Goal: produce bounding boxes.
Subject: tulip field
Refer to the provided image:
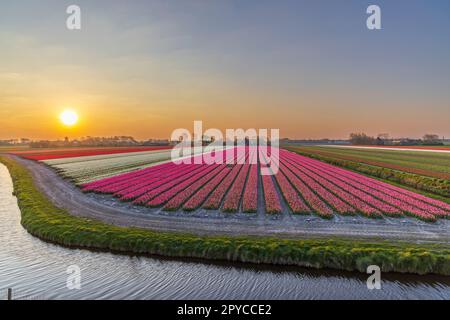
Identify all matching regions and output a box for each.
[17,146,206,184]
[74,147,450,222]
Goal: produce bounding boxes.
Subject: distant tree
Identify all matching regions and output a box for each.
[377,133,390,140]
[422,134,442,145]
[349,133,376,145]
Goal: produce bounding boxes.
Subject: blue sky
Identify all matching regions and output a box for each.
[1,0,449,139]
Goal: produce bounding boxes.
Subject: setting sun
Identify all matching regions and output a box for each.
[59,110,78,126]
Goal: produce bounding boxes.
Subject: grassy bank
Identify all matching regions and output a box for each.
[285,146,450,200]
[1,155,450,275]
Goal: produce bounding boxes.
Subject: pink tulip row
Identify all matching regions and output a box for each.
[339,173,449,218]
[284,156,381,217]
[273,164,311,214]
[298,154,450,218]
[282,151,444,221]
[286,151,449,221]
[146,165,219,207]
[96,162,193,195]
[222,165,251,212]
[202,165,243,210]
[261,174,282,214]
[78,145,447,220]
[242,164,259,213]
[283,155,399,217]
[201,151,249,210]
[298,159,435,221]
[281,159,356,216]
[162,165,225,211]
[181,150,244,211]
[282,152,399,218]
[118,164,206,202]
[183,166,234,211]
[132,165,213,205]
[81,161,175,191]
[279,163,334,218]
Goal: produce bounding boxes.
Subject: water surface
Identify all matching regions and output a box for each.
[0,164,449,300]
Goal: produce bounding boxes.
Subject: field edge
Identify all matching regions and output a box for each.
[1,155,450,276]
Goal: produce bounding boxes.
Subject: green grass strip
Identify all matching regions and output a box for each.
[1,155,450,275]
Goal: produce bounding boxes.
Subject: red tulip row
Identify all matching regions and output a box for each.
[15,146,171,161]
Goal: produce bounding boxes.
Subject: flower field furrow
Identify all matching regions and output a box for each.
[93,163,193,195]
[44,146,447,221]
[261,175,282,214]
[302,157,447,215]
[302,156,450,216]
[110,164,196,197]
[116,165,204,201]
[222,165,251,212]
[280,158,356,215]
[273,166,311,214]
[201,150,249,210]
[81,161,175,191]
[286,152,441,221]
[53,150,175,184]
[163,165,225,211]
[80,147,209,190]
[301,160,436,220]
[132,165,211,205]
[286,152,384,218]
[202,165,243,210]
[284,157,381,217]
[242,164,259,213]
[290,159,399,217]
[80,163,167,191]
[280,164,334,218]
[147,165,219,207]
[182,167,233,211]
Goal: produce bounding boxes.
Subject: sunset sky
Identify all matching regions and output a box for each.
[1,0,450,140]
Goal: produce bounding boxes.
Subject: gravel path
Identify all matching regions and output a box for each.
[10,155,450,244]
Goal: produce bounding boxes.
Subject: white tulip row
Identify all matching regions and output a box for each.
[43,147,206,185]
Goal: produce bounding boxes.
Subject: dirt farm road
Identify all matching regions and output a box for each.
[10,155,450,244]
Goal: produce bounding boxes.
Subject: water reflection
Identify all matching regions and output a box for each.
[0,164,449,300]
